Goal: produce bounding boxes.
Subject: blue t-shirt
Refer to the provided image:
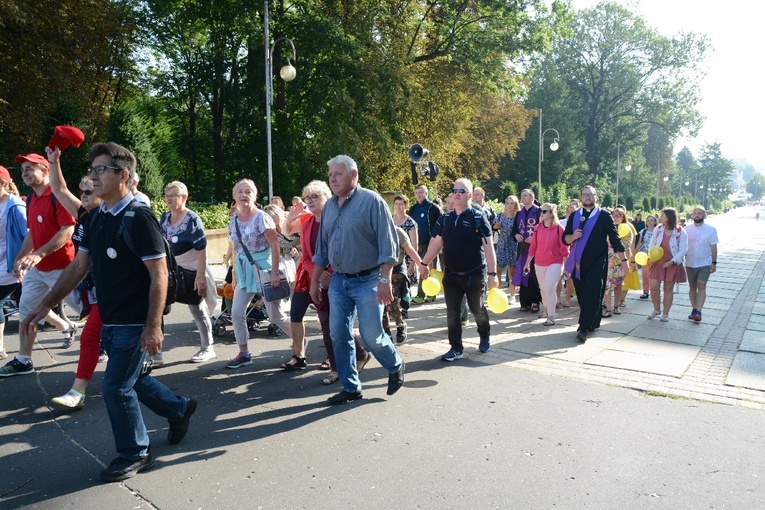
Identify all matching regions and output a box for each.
[160,210,207,256]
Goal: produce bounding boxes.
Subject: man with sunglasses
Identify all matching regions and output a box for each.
[419,179,498,361]
[0,153,78,377]
[20,142,195,482]
[563,186,627,342]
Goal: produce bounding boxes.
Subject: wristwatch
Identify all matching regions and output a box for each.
[488,272,497,276]
[712,261,717,265]
[379,277,390,284]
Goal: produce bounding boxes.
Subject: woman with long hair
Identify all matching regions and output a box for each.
[225,180,292,369]
[647,208,688,322]
[522,203,569,325]
[607,206,635,315]
[494,195,519,303]
[634,214,658,299]
[283,181,370,382]
[160,181,218,363]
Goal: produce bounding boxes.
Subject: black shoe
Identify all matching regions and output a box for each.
[396,325,407,343]
[576,329,587,343]
[327,390,363,405]
[168,397,197,445]
[100,448,155,482]
[387,360,405,396]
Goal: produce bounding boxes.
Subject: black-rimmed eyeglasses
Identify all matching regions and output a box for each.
[87,164,120,175]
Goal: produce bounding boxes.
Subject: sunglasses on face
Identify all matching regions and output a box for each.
[80,189,93,196]
[303,194,320,203]
[540,209,550,214]
[452,188,468,194]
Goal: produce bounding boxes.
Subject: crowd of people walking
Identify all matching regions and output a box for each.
[0,140,720,482]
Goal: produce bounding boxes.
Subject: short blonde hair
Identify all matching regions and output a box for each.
[302,180,331,200]
[165,180,188,197]
[232,179,257,199]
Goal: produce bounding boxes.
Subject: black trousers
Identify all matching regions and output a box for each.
[443,269,490,352]
[572,260,607,331]
[519,259,542,307]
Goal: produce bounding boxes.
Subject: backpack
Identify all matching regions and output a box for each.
[89,199,179,312]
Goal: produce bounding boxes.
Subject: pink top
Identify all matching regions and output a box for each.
[528,223,569,266]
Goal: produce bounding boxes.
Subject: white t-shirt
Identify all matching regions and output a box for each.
[684,222,718,268]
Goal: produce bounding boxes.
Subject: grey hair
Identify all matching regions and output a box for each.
[326,155,358,173]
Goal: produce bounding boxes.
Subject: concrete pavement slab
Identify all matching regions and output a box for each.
[585,336,701,377]
[726,351,765,391]
[739,330,765,353]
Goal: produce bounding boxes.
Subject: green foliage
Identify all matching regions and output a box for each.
[152,202,232,229]
[625,196,634,211]
[499,180,519,199]
[601,193,612,208]
[642,197,650,211]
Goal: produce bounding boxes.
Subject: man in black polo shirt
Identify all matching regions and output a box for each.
[21,142,196,482]
[418,178,498,361]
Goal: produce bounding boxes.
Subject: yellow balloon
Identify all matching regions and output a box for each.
[634,251,649,266]
[618,223,630,238]
[486,288,509,314]
[422,277,441,296]
[649,246,664,262]
[430,268,444,283]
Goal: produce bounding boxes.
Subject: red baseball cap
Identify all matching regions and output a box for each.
[14,153,50,170]
[0,166,11,182]
[48,125,85,151]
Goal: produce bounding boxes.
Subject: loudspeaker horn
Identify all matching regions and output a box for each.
[408,143,429,162]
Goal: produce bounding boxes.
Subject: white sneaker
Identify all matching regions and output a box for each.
[190,348,216,363]
[508,296,516,306]
[98,353,109,363]
[0,349,7,359]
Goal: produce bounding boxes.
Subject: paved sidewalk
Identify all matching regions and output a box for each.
[404,205,765,409]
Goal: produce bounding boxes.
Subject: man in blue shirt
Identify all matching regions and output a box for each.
[311,155,405,404]
[408,184,441,303]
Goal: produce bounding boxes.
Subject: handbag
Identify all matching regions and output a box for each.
[518,241,530,255]
[174,266,203,305]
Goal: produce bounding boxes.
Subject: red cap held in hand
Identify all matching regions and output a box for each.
[48,125,85,151]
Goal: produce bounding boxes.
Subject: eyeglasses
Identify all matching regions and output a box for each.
[540,209,550,214]
[452,188,468,194]
[581,193,594,197]
[80,189,93,196]
[87,164,120,175]
[303,194,320,203]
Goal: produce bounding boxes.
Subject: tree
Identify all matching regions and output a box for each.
[508,1,708,202]
[746,173,765,200]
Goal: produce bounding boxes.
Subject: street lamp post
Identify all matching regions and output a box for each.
[538,109,560,201]
[615,141,631,207]
[265,1,297,202]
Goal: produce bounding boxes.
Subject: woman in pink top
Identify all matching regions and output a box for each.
[523,203,570,326]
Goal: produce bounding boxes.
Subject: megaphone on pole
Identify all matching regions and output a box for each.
[408,143,429,162]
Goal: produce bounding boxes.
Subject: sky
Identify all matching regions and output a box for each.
[571,0,764,172]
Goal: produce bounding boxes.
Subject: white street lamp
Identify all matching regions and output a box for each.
[538,109,560,200]
[265,1,297,202]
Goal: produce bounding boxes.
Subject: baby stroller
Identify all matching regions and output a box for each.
[213,268,279,337]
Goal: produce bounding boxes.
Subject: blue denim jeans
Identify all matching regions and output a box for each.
[329,271,402,393]
[101,325,187,459]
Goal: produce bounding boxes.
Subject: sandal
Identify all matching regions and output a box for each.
[530,304,540,314]
[619,301,626,307]
[647,310,661,320]
[321,371,339,385]
[543,318,555,326]
[613,306,621,315]
[281,354,307,371]
[602,310,613,318]
[319,358,331,371]
[563,303,571,308]
[519,306,530,312]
